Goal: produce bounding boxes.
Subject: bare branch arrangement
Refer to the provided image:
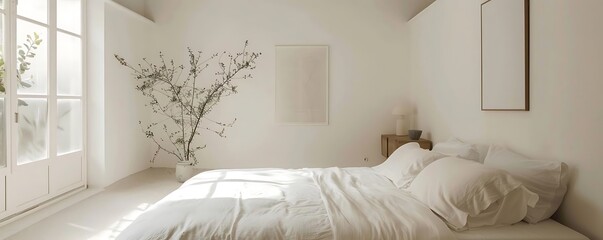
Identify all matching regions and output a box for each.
[114,41,261,166]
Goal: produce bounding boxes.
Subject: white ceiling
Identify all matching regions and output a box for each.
[401,0,436,20]
[112,0,148,17]
[114,0,436,22]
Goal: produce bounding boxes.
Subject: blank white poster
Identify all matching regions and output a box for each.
[275,46,329,124]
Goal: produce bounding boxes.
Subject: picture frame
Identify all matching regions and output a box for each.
[481,0,530,111]
[275,45,329,125]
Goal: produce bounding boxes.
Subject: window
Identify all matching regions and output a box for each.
[10,0,84,164]
[0,0,85,215]
[0,0,7,170]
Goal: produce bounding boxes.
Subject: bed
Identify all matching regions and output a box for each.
[454,220,588,240]
[117,167,587,240]
[118,167,454,239]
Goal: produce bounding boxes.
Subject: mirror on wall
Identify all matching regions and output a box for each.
[481,0,529,111]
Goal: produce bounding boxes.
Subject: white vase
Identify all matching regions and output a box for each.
[175,162,195,183]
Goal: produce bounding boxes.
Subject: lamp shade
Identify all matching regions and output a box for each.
[391,106,406,116]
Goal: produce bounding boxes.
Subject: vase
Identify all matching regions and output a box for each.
[408,130,423,140]
[175,162,195,183]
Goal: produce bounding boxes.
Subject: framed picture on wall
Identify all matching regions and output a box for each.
[275,45,329,125]
[481,0,530,111]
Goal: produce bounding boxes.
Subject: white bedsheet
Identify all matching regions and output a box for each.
[117,167,455,240]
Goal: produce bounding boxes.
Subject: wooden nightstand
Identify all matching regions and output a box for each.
[381,134,433,157]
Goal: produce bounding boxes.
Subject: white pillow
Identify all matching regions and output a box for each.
[484,146,569,223]
[475,144,490,163]
[466,187,537,229]
[373,143,445,189]
[409,157,539,230]
[432,138,481,162]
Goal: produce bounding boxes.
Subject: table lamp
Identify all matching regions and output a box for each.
[392,106,407,136]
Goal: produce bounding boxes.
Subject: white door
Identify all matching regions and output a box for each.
[51,0,85,195]
[0,0,8,214]
[7,0,52,209]
[1,0,85,216]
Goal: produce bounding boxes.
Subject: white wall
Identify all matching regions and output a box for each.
[400,0,436,21]
[409,1,603,239]
[144,0,410,169]
[86,0,107,188]
[111,0,147,19]
[87,1,155,187]
[103,2,156,185]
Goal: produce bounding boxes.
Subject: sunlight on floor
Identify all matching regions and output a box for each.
[4,168,181,240]
[89,203,151,240]
[67,223,96,232]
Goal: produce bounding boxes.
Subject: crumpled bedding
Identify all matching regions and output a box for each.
[117,167,455,240]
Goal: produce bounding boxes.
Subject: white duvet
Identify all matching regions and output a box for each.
[117,167,455,240]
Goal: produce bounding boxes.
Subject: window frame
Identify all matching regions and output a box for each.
[3,0,86,178]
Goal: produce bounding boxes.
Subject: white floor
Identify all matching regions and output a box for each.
[5,168,182,240]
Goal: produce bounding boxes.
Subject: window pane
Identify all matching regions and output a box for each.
[16,19,48,95]
[17,0,47,24]
[0,14,5,95]
[57,99,82,155]
[57,33,81,96]
[0,14,5,169]
[57,0,81,35]
[0,97,5,169]
[17,98,48,165]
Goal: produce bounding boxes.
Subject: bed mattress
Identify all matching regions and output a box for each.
[454,219,589,240]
